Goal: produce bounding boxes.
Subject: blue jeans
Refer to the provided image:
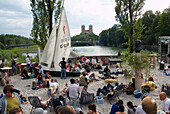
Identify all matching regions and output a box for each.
[12,65,15,74]
[97,86,111,96]
[61,68,66,79]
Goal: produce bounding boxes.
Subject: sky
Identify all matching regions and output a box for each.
[0,0,169,38]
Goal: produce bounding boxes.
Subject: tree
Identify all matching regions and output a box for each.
[30,0,62,49]
[157,8,170,36]
[99,30,108,46]
[115,0,145,53]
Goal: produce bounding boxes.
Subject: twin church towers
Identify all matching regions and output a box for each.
[81,25,93,34]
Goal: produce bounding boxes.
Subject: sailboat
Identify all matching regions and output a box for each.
[39,6,80,77]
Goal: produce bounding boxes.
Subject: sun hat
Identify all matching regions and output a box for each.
[33,108,48,114]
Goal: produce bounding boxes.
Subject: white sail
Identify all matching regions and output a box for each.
[53,8,71,71]
[39,20,58,70]
[40,7,71,71]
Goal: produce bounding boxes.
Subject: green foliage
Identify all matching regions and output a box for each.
[99,24,126,46]
[115,0,145,53]
[72,33,99,41]
[30,0,62,49]
[0,34,33,49]
[122,50,150,77]
[99,30,108,46]
[140,8,170,46]
[17,53,39,63]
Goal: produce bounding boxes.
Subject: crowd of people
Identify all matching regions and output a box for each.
[0,55,170,114]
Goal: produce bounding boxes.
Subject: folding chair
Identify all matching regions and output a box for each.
[107,83,125,104]
[28,96,49,114]
[79,93,95,109]
[108,89,124,104]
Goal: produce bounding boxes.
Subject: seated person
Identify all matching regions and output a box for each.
[49,79,59,96]
[92,57,97,65]
[80,85,89,98]
[148,76,154,82]
[44,72,51,87]
[103,66,111,77]
[66,63,73,72]
[37,73,44,84]
[165,65,170,75]
[86,57,90,64]
[0,69,8,86]
[126,77,135,93]
[38,65,45,77]
[74,79,79,85]
[21,67,30,79]
[95,64,102,70]
[76,59,81,68]
[73,64,80,72]
[114,65,123,75]
[38,97,51,106]
[79,72,89,86]
[96,85,114,99]
[67,79,79,99]
[96,83,124,99]
[85,65,91,73]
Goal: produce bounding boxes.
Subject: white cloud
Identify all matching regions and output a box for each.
[0,0,169,37]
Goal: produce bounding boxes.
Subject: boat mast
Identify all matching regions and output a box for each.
[52,0,65,68]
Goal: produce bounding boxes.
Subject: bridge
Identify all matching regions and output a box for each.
[71,41,100,46]
[5,43,36,49]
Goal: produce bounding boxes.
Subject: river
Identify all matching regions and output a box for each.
[72,46,123,56]
[22,46,124,58]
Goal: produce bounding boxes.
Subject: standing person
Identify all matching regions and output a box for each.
[0,85,22,114]
[159,92,170,114]
[59,57,67,79]
[11,58,16,75]
[26,55,30,72]
[30,61,35,75]
[110,100,124,114]
[1,58,5,68]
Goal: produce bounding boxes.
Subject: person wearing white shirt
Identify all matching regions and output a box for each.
[67,79,79,99]
[86,57,90,64]
[92,57,97,65]
[135,105,146,114]
[49,79,59,96]
[26,55,30,72]
[159,92,170,114]
[74,64,80,72]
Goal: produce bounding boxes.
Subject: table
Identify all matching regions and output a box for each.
[1,67,12,81]
[17,63,27,73]
[109,59,123,67]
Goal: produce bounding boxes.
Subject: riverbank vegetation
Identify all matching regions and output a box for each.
[0,34,33,49]
[99,7,170,48]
